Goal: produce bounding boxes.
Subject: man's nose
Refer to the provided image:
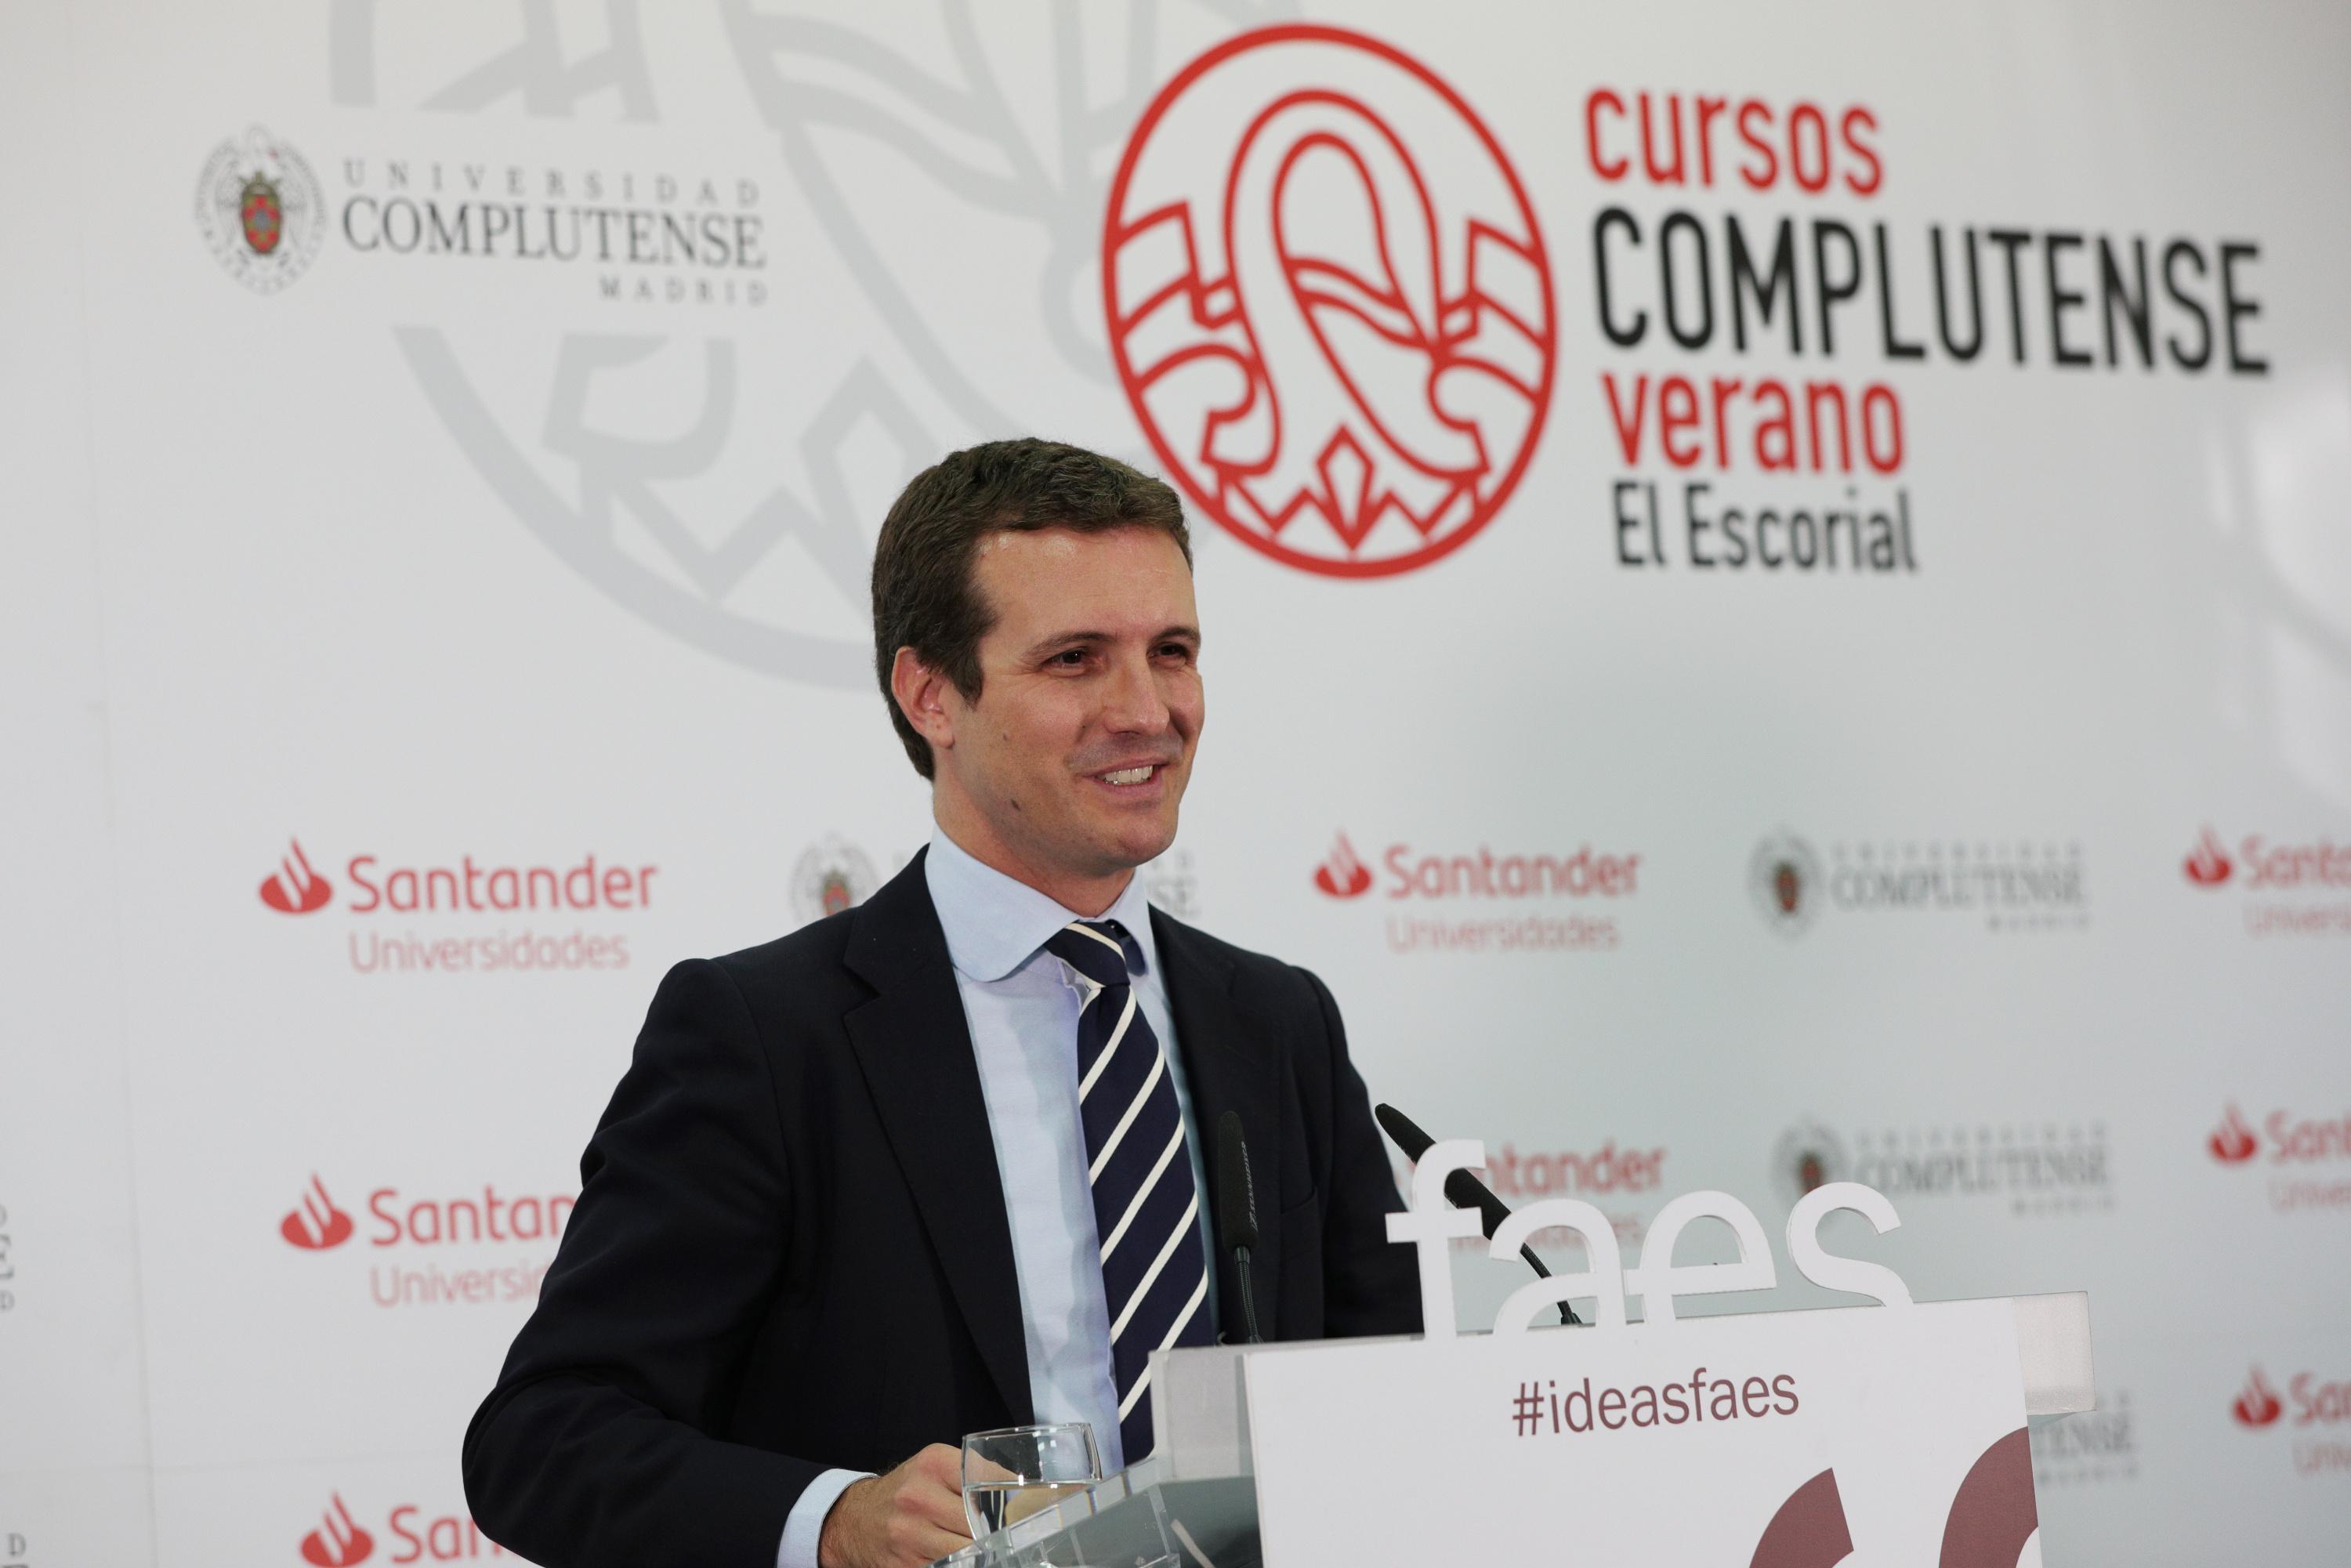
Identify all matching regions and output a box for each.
[1100,650,1172,734]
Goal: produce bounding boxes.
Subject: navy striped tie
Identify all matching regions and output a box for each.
[1044,918,1212,1465]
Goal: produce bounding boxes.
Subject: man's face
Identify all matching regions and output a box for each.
[937,525,1203,885]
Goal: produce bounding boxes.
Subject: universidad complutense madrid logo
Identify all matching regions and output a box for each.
[1749,833,1822,936]
[1773,1117,2110,1219]
[1748,832,2087,936]
[194,126,324,292]
[789,835,878,925]
[1771,1119,1847,1204]
[1103,25,1556,578]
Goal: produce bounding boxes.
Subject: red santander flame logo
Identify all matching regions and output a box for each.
[2209,1104,2259,1164]
[1313,832,1375,898]
[281,1174,356,1250]
[2233,1366,2284,1428]
[2183,827,2233,888]
[300,1493,374,1566]
[260,837,334,914]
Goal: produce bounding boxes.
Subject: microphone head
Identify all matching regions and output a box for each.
[1373,1102,1434,1161]
[1215,1110,1259,1250]
[1444,1168,1515,1238]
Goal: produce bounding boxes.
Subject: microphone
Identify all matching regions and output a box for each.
[1215,1110,1264,1345]
[1374,1102,1582,1327]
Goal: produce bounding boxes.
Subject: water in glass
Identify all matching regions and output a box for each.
[958,1422,1101,1542]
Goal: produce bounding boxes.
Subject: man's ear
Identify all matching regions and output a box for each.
[889,646,958,758]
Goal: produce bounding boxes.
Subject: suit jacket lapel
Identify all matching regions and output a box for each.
[842,849,1032,1423]
[1152,908,1284,1340]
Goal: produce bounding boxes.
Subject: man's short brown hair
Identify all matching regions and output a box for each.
[871,438,1191,779]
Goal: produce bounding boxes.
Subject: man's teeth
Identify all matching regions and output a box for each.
[1102,766,1154,785]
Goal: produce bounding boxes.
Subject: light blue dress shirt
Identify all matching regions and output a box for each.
[777,831,1218,1568]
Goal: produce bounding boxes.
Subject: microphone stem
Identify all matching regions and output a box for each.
[1510,1240,1581,1326]
[1233,1245,1262,1345]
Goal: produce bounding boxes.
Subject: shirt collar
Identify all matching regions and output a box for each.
[925,828,1161,985]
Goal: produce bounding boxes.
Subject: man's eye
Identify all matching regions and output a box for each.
[1050,649,1087,666]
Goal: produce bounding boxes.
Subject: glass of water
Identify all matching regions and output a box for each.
[959,1422,1101,1540]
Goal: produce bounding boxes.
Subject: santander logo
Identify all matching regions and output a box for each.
[261,838,335,914]
[1314,833,1375,898]
[280,1171,574,1311]
[2206,1104,2351,1166]
[282,1175,357,1250]
[252,836,662,975]
[2233,1367,2284,1428]
[2183,826,2351,891]
[2183,827,2233,887]
[299,1493,374,1566]
[298,1494,510,1564]
[2230,1365,2351,1434]
[280,1173,576,1252]
[256,838,657,916]
[1310,834,1643,900]
[2209,1104,2259,1164]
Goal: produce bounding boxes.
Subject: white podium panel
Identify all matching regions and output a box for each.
[929,1293,2092,1567]
[1155,1291,2092,1484]
[1244,1299,2031,1568]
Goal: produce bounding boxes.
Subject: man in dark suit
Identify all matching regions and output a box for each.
[464,439,1420,1568]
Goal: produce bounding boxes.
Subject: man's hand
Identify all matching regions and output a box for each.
[818,1443,970,1568]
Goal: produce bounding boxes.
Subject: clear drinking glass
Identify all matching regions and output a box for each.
[958,1421,1102,1540]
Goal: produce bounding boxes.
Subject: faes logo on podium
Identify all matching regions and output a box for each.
[1243,1146,2052,1567]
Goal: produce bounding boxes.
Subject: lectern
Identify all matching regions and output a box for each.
[927,1291,2094,1567]
[922,1288,2097,1568]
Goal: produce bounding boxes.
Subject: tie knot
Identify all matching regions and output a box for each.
[1045,919,1133,990]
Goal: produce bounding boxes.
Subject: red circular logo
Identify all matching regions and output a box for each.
[1103,26,1556,578]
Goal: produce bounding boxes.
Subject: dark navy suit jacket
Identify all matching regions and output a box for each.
[463,849,1420,1568]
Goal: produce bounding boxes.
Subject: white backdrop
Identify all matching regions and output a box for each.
[3,2,2347,1565]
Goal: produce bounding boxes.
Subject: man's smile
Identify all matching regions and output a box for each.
[1085,759,1174,796]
